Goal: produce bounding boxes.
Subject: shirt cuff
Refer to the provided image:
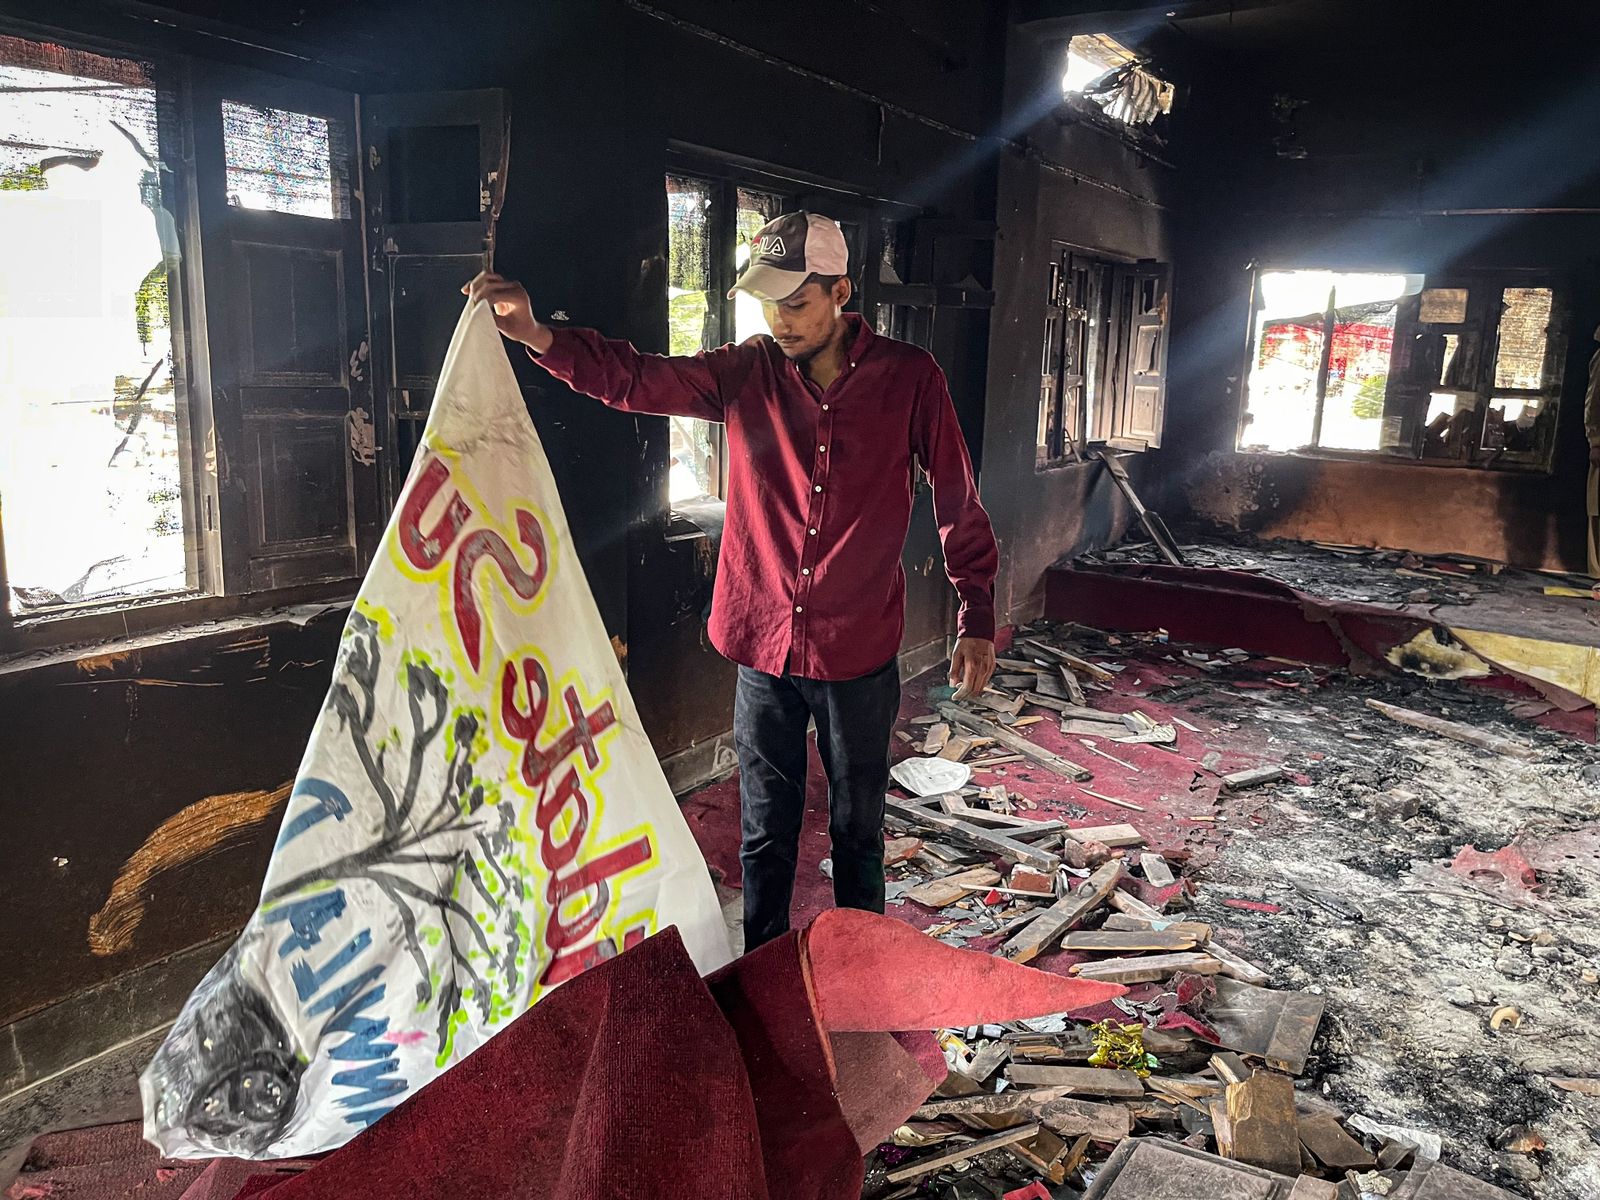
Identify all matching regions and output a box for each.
[527,328,578,379]
[956,603,996,642]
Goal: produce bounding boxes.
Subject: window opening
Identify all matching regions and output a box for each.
[0,37,196,613]
[1243,270,1411,454]
[222,100,341,219]
[1062,34,1173,127]
[733,187,785,345]
[1242,269,1565,470]
[1493,287,1552,390]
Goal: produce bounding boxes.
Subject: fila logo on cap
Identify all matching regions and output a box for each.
[728,211,852,301]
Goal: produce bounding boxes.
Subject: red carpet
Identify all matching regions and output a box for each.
[163,909,1124,1200]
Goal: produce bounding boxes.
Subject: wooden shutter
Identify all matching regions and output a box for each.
[1109,261,1170,449]
[362,89,509,503]
[192,66,377,591]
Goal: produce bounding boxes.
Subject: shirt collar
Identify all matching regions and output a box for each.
[841,312,874,361]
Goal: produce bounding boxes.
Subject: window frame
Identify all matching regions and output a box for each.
[1037,242,1170,470]
[1237,265,1569,473]
[0,32,228,652]
[0,23,509,657]
[663,166,779,504]
[0,26,462,656]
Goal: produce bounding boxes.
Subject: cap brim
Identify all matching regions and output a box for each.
[727,263,810,302]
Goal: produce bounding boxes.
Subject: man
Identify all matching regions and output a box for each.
[1587,324,1600,577]
[466,211,998,949]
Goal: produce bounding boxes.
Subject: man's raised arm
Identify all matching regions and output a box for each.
[465,272,730,422]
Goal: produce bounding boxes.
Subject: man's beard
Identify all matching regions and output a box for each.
[783,340,823,364]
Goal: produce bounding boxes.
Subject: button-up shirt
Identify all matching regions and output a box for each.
[532,314,997,681]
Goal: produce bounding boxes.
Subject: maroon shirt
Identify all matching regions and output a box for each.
[533,314,998,681]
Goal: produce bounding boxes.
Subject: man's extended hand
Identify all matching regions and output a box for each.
[462,272,553,353]
[950,637,996,702]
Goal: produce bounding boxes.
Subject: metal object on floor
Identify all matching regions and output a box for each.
[1093,450,1185,568]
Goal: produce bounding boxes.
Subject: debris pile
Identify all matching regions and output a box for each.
[861,621,1587,1200]
[1081,535,1600,611]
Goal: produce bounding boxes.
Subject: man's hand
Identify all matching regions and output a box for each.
[949,637,996,702]
[462,272,553,353]
[1589,442,1600,467]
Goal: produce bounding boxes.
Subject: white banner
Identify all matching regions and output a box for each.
[142,302,732,1158]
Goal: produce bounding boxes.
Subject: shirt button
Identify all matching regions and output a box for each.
[802,568,811,576]
[795,605,804,613]
[814,485,822,492]
[818,445,826,453]
[808,528,817,536]
[822,404,830,411]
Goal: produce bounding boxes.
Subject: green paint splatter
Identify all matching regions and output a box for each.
[435,1009,469,1068]
[354,599,395,640]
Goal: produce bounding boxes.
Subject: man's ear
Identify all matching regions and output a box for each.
[833,276,853,312]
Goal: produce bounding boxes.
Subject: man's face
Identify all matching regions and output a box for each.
[762,279,850,362]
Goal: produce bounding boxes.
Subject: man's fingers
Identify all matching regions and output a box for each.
[463,274,523,306]
[961,656,982,701]
[950,650,969,699]
[472,283,523,305]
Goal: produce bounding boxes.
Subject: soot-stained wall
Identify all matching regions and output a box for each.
[1165,3,1600,570]
[980,22,1175,627]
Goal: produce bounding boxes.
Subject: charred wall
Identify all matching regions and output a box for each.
[1166,2,1600,570]
[979,21,1175,627]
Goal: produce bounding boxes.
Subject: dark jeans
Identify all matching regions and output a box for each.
[734,656,902,950]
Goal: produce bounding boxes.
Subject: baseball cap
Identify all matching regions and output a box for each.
[728,212,850,302]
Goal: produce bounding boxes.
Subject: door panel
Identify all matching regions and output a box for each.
[362,89,509,495]
[193,66,375,589]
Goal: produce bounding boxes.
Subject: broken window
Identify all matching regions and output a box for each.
[1062,34,1174,128]
[664,174,800,503]
[661,164,914,505]
[1492,287,1553,390]
[0,36,199,614]
[1039,248,1169,467]
[1241,270,1566,470]
[221,100,343,219]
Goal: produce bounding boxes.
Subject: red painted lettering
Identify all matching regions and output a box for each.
[396,455,472,570]
[500,656,551,744]
[519,689,618,789]
[453,511,550,672]
[535,768,590,873]
[545,879,609,951]
[540,923,648,988]
[545,835,654,908]
[540,836,654,955]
